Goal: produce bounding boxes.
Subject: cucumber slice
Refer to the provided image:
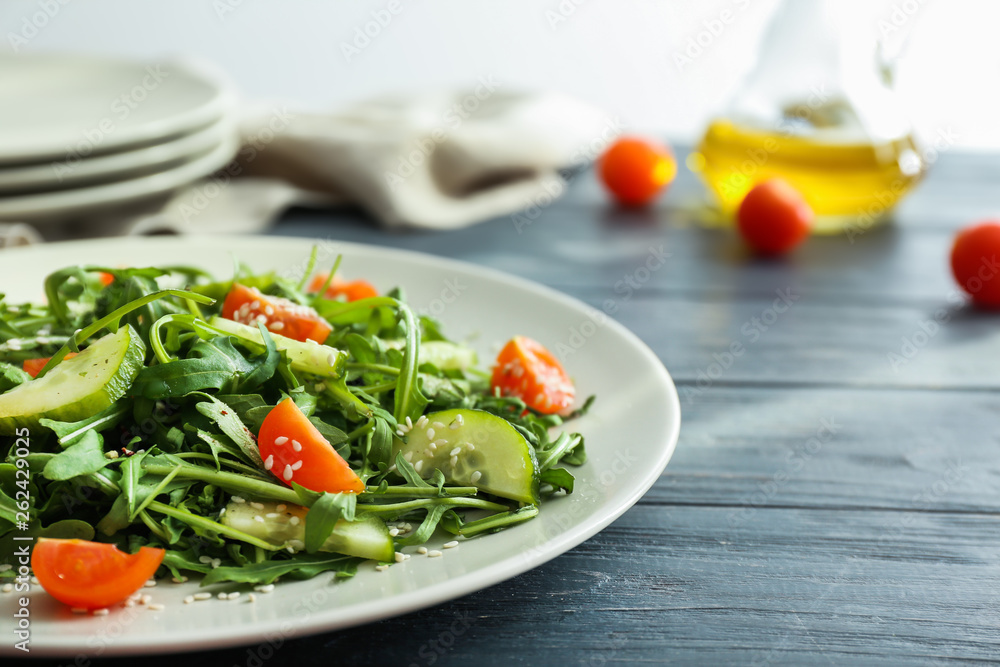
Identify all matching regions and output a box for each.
[383,340,478,371]
[221,500,394,562]
[208,316,347,379]
[0,326,145,435]
[393,409,539,505]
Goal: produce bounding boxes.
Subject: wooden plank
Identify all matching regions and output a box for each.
[82,505,1000,666]
[648,386,998,513]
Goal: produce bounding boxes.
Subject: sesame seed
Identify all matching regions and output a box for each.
[31,576,39,585]
[211,558,221,569]
[432,421,445,428]
[274,436,288,446]
[417,547,428,554]
[289,539,305,550]
[266,512,280,519]
[254,516,265,523]
[218,507,226,518]
[443,541,459,549]
[314,382,325,391]
[403,523,413,531]
[254,584,275,593]
[7,339,22,351]
[144,579,156,587]
[264,455,274,470]
[248,594,257,603]
[389,528,399,537]
[198,555,213,564]
[456,415,464,425]
[172,576,188,583]
[0,564,10,572]
[405,416,413,428]
[228,592,241,600]
[264,305,274,316]
[270,321,285,331]
[428,442,437,451]
[470,471,482,483]
[415,460,424,473]
[426,428,436,439]
[283,464,294,481]
[289,516,301,526]
[450,456,458,467]
[423,449,434,458]
[148,604,165,611]
[404,451,413,462]
[396,429,406,438]
[291,460,303,471]
[449,421,460,430]
[416,416,429,428]
[433,439,448,447]
[387,464,397,473]
[250,300,261,311]
[71,607,88,614]
[1,584,13,593]
[449,447,461,457]
[250,502,265,510]
[218,592,228,600]
[93,608,110,616]
[140,595,153,605]
[184,596,194,604]
[193,592,212,601]
[394,552,406,563]
[277,504,287,511]
[375,565,389,572]
[233,496,246,503]
[467,444,475,451]
[124,599,135,607]
[291,440,302,452]
[327,353,337,366]
[428,550,443,558]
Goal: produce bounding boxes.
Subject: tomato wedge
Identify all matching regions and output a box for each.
[491,336,575,414]
[23,352,78,378]
[258,398,364,493]
[31,538,164,610]
[97,272,115,287]
[221,283,332,344]
[308,273,378,302]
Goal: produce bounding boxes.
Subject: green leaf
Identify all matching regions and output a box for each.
[394,451,431,488]
[42,430,109,481]
[539,467,575,494]
[0,362,30,392]
[304,492,356,553]
[39,400,130,448]
[132,336,257,398]
[200,553,357,586]
[193,394,264,468]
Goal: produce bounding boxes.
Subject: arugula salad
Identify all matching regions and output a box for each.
[0,250,589,610]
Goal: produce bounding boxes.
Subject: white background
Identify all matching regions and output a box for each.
[2,0,997,149]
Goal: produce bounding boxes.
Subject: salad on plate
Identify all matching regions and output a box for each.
[0,249,590,612]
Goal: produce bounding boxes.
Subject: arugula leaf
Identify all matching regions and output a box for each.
[40,401,130,448]
[132,337,257,398]
[539,467,575,494]
[304,492,357,553]
[42,430,109,481]
[193,394,264,468]
[200,553,358,586]
[0,362,30,392]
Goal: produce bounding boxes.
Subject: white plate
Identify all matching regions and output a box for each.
[0,236,680,657]
[0,131,239,221]
[0,54,234,165]
[0,115,235,194]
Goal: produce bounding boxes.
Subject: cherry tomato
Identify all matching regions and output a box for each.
[951,221,1000,307]
[31,538,164,610]
[308,273,378,302]
[258,398,364,493]
[491,336,575,414]
[22,352,78,378]
[97,272,115,287]
[222,283,332,344]
[736,179,813,255]
[599,137,677,206]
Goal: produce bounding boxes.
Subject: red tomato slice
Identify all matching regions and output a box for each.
[31,538,164,610]
[23,352,78,378]
[258,398,364,494]
[491,336,575,414]
[221,283,332,344]
[308,273,378,302]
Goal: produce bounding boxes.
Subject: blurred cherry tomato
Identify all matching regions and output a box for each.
[736,179,813,255]
[599,137,676,206]
[951,221,1000,307]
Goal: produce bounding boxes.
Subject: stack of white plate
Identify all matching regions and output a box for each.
[0,54,239,223]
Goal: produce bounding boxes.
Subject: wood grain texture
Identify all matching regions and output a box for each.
[30,149,1000,666]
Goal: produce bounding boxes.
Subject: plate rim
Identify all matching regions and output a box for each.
[0,235,680,656]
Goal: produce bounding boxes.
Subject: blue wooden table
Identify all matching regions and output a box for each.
[37,148,1000,665]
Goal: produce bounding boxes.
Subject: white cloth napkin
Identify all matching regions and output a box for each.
[86,89,620,238]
